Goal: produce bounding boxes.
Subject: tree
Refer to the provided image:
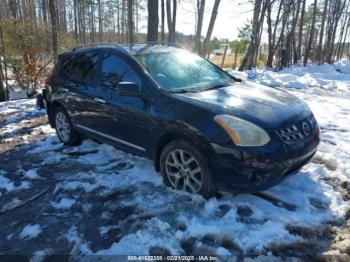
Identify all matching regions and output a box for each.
[304,0,318,66]
[324,0,346,63]
[297,0,307,61]
[316,0,328,63]
[161,0,165,42]
[291,0,302,64]
[49,0,58,62]
[147,0,159,42]
[166,0,177,43]
[266,0,282,68]
[97,0,103,42]
[127,0,134,44]
[194,0,205,53]
[201,0,221,57]
[239,0,267,70]
[335,1,350,60]
[0,15,8,101]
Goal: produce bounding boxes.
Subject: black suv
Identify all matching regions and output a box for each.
[43,43,320,198]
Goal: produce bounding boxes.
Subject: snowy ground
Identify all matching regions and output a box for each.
[1,63,350,260]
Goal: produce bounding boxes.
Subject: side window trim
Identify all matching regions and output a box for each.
[99,52,142,89]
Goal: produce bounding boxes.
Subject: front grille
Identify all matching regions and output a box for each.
[276,115,316,144]
[276,125,304,143]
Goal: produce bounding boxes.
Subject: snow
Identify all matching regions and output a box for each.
[24,169,41,180]
[19,224,42,240]
[0,172,15,192]
[50,198,76,209]
[0,171,32,198]
[227,61,350,91]
[334,60,350,74]
[28,136,62,154]
[1,61,350,256]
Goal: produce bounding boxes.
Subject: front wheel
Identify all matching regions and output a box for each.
[54,107,81,145]
[160,140,216,198]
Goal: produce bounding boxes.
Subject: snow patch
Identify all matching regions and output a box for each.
[24,169,41,180]
[19,224,42,240]
[50,198,76,209]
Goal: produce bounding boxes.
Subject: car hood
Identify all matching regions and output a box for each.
[174,81,311,129]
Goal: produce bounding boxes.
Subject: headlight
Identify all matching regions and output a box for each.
[214,115,270,147]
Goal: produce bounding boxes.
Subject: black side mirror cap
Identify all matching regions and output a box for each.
[118,82,141,97]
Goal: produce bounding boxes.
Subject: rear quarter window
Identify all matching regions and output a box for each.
[50,54,74,85]
[71,53,99,83]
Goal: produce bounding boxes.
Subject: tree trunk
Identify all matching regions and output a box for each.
[304,0,317,66]
[160,0,165,42]
[297,0,307,61]
[147,0,159,42]
[117,0,121,42]
[166,0,177,43]
[127,0,134,44]
[316,0,328,63]
[166,0,172,42]
[291,0,301,64]
[121,0,126,42]
[73,0,78,41]
[266,0,274,68]
[97,0,103,42]
[336,1,350,60]
[201,0,221,57]
[194,0,205,53]
[42,0,48,23]
[0,22,7,101]
[326,0,346,63]
[171,0,177,42]
[49,0,58,62]
[339,18,350,60]
[266,0,283,68]
[249,0,263,69]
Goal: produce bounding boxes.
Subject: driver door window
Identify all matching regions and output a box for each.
[100,54,141,89]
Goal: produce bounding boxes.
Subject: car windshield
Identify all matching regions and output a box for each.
[135,50,236,92]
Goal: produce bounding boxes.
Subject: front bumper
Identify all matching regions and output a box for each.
[210,127,320,193]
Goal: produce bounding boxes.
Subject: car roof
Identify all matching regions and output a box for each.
[60,43,184,58]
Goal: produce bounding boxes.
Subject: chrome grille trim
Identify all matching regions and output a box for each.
[276,115,316,144]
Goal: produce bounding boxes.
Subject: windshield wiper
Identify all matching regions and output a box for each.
[202,82,231,92]
[168,88,198,94]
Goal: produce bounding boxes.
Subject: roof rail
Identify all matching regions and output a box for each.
[72,42,125,51]
[143,41,184,49]
[70,41,184,53]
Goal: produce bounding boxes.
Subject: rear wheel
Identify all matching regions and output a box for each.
[54,107,81,145]
[160,140,215,198]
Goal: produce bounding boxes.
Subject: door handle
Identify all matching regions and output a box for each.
[94,97,106,103]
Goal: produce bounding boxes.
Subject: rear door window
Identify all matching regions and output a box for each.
[100,54,141,88]
[71,52,99,83]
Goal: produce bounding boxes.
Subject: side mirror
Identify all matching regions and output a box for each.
[117,81,141,97]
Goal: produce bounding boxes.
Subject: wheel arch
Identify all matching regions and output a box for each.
[154,122,216,172]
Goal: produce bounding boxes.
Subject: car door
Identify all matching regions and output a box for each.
[96,53,155,155]
[62,52,107,131]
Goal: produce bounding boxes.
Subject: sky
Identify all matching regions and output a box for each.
[157,0,314,41]
[176,0,254,40]
[138,0,254,41]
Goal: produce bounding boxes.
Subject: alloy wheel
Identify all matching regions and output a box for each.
[165,149,203,193]
[55,112,71,142]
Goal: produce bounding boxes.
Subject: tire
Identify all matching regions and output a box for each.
[160,139,216,198]
[54,107,81,145]
[36,93,45,109]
